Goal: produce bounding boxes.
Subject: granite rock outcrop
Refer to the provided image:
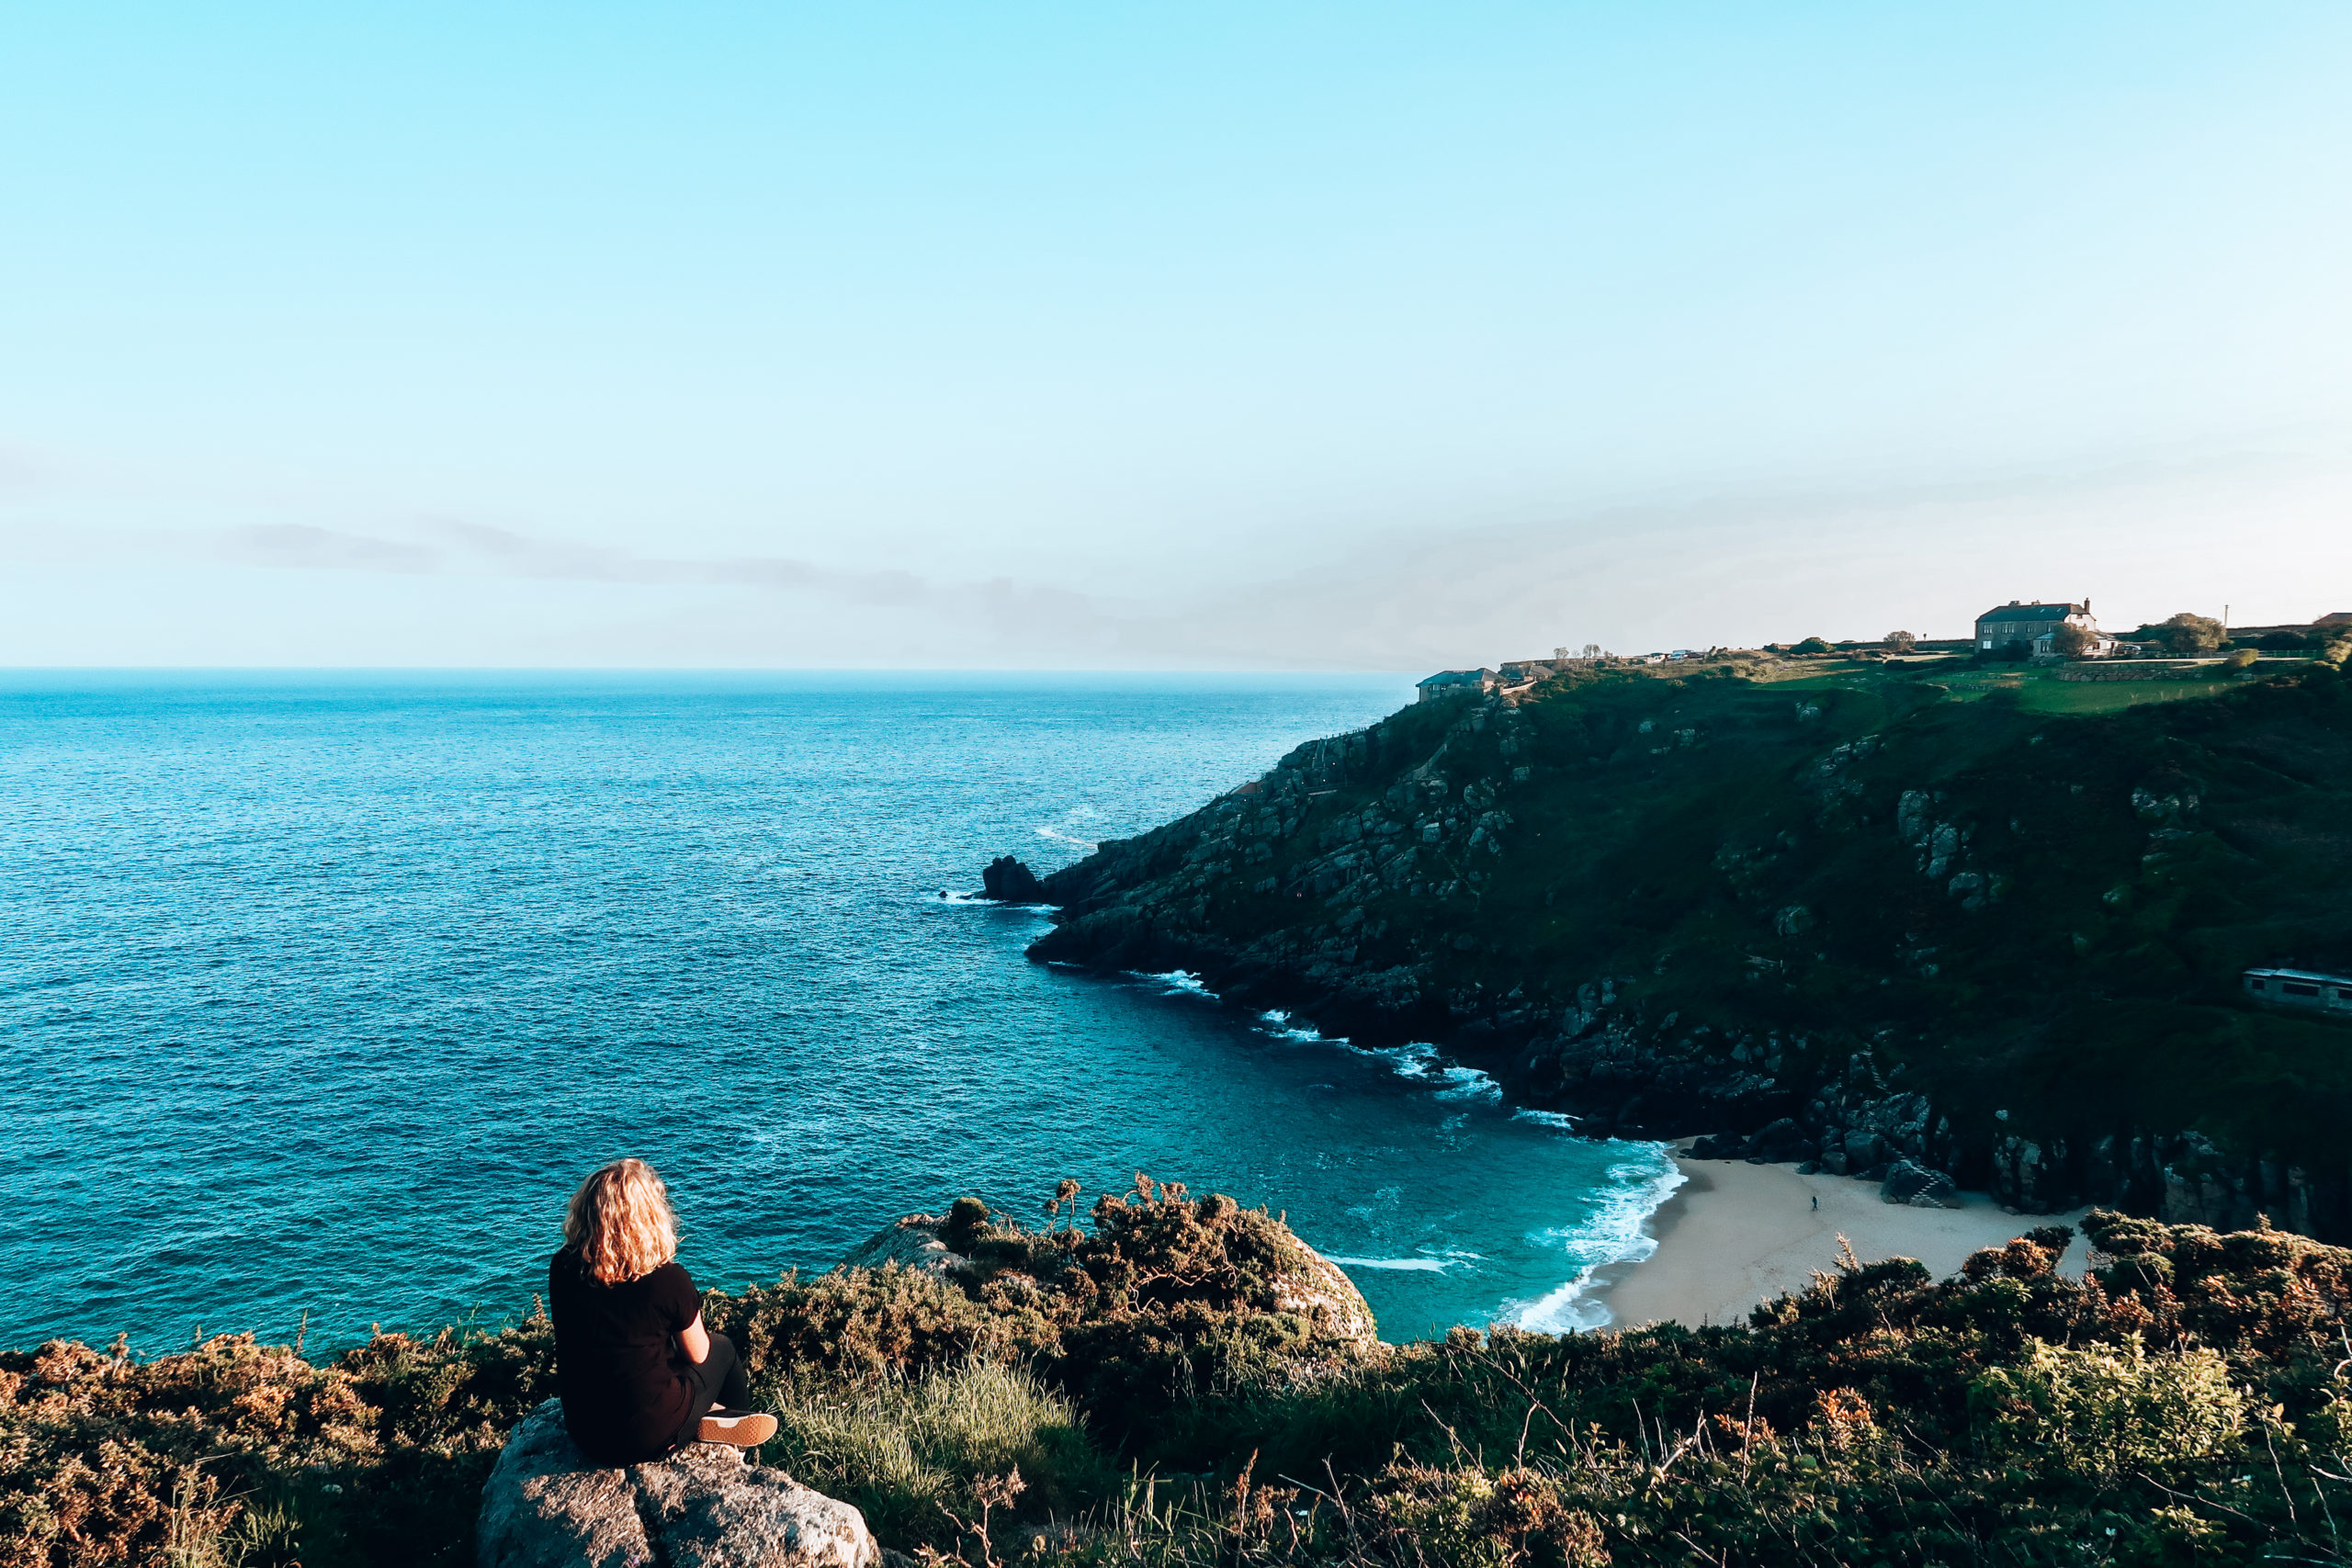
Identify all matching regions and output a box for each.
[477,1399,878,1568]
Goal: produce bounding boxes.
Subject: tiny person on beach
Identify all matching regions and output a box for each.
[548,1157,777,1461]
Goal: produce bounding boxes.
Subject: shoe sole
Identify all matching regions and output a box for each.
[697,1413,778,1447]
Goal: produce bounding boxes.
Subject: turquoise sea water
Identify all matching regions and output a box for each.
[0,671,1678,1355]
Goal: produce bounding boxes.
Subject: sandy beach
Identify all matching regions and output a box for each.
[1598,1154,2090,1329]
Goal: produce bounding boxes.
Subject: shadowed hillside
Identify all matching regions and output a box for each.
[1023,653,2352,1235]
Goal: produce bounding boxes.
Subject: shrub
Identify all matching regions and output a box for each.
[2223,647,2259,670]
[1969,1337,2245,1483]
[2052,621,2099,659]
[10,1200,2352,1566]
[1790,637,1832,656]
[2157,611,2224,655]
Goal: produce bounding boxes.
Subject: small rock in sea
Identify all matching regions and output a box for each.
[976,855,1048,902]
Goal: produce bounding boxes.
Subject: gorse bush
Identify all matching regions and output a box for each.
[1969,1336,2245,1483]
[6,1190,2352,1565]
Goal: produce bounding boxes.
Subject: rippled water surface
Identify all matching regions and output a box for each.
[0,671,1677,1353]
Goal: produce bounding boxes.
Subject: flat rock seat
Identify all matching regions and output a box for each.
[477,1399,878,1568]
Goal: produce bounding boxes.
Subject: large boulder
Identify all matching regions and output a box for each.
[1264,1229,1380,1346]
[478,1399,878,1568]
[1881,1160,1960,1210]
[837,1214,969,1277]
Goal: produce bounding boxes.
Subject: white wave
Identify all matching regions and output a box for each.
[1431,1065,1502,1102]
[1498,1152,1688,1334]
[1358,1042,1456,1087]
[1146,970,1215,997]
[1034,826,1099,851]
[1256,1008,1334,1044]
[1512,1108,1580,1131]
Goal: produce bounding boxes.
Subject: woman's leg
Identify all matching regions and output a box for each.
[675,1332,741,1444]
[712,1332,752,1411]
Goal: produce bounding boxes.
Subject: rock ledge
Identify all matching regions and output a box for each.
[478,1399,878,1568]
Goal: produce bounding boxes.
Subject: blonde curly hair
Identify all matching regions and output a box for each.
[563,1158,680,1285]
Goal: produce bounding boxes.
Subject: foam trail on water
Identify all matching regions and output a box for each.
[1035,826,1100,851]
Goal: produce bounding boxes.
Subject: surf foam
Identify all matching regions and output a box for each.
[1498,1154,1687,1333]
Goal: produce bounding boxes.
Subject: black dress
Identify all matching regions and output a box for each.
[547,1248,700,1463]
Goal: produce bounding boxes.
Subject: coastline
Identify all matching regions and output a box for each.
[1593,1151,2091,1329]
[1089,967,2087,1336]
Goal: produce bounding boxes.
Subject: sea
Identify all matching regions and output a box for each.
[0,671,1681,1357]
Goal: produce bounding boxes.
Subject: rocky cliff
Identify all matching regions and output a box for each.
[1013,657,2352,1239]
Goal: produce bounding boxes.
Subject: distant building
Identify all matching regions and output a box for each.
[2316,612,2352,629]
[1973,600,2109,657]
[1416,669,1496,702]
[2244,967,2352,1014]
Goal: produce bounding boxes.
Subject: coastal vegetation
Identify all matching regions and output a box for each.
[6,1185,2351,1565]
[1019,647,2352,1236]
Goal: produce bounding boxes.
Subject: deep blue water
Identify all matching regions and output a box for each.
[0,671,1677,1356]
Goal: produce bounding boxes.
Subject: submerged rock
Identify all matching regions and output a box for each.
[477,1399,878,1568]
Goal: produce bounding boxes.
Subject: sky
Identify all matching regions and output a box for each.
[3,3,2348,669]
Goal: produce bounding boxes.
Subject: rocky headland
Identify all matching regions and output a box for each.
[988,652,2352,1240]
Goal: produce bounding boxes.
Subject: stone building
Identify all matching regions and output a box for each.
[1973,600,2106,657]
[1415,669,1497,702]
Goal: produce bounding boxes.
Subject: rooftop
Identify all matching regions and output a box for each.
[1974,602,2083,624]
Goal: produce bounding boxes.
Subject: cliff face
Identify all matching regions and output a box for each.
[1025,660,2352,1239]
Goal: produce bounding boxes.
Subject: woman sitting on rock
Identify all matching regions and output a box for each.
[548,1157,776,1461]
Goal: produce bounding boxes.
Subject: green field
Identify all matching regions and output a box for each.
[2013,676,2233,713]
[1760,657,2286,715]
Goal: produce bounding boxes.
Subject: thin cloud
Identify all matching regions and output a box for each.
[215,525,439,574]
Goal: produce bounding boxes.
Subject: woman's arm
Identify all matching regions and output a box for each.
[678,1312,710,1365]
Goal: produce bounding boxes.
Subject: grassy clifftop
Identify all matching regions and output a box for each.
[1028,655,2352,1218]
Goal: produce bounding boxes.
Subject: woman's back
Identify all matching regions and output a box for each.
[546,1156,771,1461]
[547,1247,698,1462]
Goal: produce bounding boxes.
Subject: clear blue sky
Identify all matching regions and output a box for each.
[4,3,2347,666]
